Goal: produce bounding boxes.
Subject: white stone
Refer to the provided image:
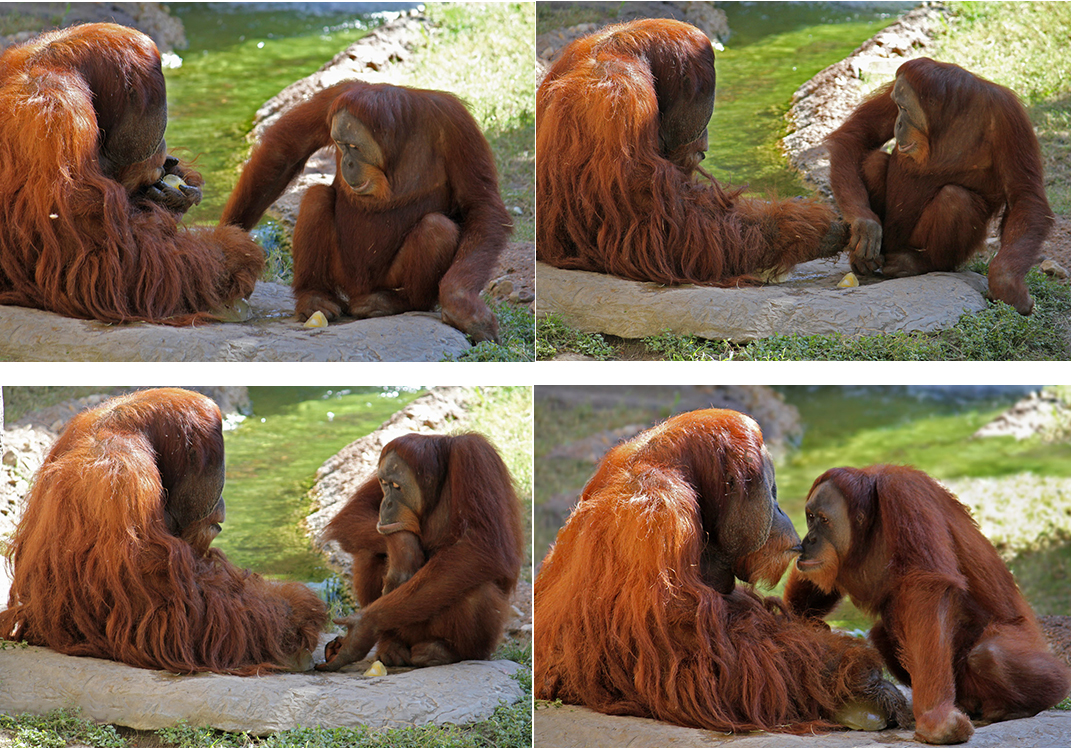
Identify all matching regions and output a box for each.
[536,703,1071,748]
[0,644,524,735]
[0,282,470,362]
[536,257,989,342]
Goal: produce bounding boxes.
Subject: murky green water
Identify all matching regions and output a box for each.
[774,386,1071,508]
[215,387,420,582]
[705,2,909,195]
[162,4,393,223]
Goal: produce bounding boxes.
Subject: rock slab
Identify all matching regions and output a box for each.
[536,258,989,342]
[536,704,1071,748]
[0,282,470,362]
[0,645,523,735]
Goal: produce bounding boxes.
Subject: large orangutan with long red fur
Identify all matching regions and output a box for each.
[0,389,326,675]
[786,465,1070,744]
[0,24,263,324]
[535,409,910,733]
[537,19,847,285]
[221,80,510,342]
[827,57,1052,315]
[318,433,523,670]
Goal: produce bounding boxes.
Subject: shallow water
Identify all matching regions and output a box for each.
[215,386,419,582]
[704,1,911,195]
[773,385,1070,507]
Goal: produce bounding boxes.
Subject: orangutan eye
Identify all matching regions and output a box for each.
[392,482,401,490]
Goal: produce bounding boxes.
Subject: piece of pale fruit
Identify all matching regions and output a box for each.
[161,173,187,189]
[363,660,387,677]
[304,310,329,328]
[837,271,859,288]
[834,701,887,731]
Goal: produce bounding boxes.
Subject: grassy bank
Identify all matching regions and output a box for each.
[936,1,1071,216]
[411,3,536,362]
[537,1,1071,361]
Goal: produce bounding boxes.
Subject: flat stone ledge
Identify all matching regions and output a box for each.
[536,257,989,342]
[535,703,1071,748]
[0,281,470,362]
[0,645,524,735]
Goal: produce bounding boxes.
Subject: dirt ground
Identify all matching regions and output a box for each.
[1039,217,1071,275]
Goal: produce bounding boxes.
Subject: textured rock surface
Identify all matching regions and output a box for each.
[537,257,989,342]
[0,644,523,735]
[974,390,1071,441]
[536,704,1071,748]
[0,282,470,362]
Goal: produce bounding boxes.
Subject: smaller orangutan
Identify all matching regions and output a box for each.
[786,465,1071,745]
[0,389,326,675]
[827,57,1053,314]
[221,80,510,342]
[318,432,523,670]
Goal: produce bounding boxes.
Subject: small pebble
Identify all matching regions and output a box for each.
[1040,259,1069,279]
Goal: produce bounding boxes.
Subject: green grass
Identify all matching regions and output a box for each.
[535,314,614,361]
[448,300,535,362]
[0,683,532,748]
[933,1,1071,215]
[404,3,534,243]
[464,386,534,579]
[0,710,125,748]
[538,267,1071,361]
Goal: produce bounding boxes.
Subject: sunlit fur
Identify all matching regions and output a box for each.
[0,24,262,324]
[323,433,523,667]
[827,57,1052,315]
[537,19,844,286]
[786,465,1071,744]
[535,409,900,733]
[0,389,326,674]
